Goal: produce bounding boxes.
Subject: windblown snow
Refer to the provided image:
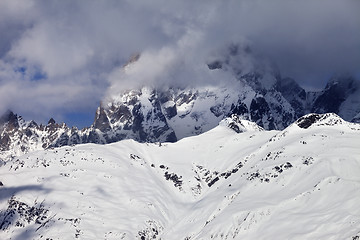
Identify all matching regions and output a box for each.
[0,114,359,239]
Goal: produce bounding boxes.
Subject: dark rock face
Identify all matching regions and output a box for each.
[85,130,101,144]
[352,115,360,123]
[313,86,345,114]
[111,105,132,124]
[210,105,224,117]
[312,76,358,114]
[275,77,306,118]
[0,111,20,151]
[131,103,147,141]
[163,104,177,119]
[94,106,111,132]
[227,122,242,133]
[296,114,322,129]
[295,113,347,129]
[0,134,11,151]
[207,61,222,70]
[48,118,56,125]
[230,101,249,117]
[250,97,273,129]
[0,111,19,131]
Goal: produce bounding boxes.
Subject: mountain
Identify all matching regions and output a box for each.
[0,113,359,239]
[311,75,360,123]
[0,44,359,162]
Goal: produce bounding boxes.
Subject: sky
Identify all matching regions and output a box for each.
[0,0,359,128]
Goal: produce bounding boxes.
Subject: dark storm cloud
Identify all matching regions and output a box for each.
[107,0,360,93]
[0,0,359,124]
[234,0,360,89]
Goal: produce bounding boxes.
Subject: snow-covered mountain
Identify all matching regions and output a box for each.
[311,74,360,123]
[0,44,359,161]
[0,113,359,239]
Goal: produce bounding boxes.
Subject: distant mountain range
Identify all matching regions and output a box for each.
[0,44,359,162]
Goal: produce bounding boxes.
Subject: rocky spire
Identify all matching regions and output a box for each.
[0,110,19,131]
[93,102,111,132]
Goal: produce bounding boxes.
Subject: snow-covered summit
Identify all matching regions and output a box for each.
[294,113,360,130]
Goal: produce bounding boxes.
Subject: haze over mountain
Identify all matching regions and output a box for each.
[0,0,359,127]
[0,44,359,162]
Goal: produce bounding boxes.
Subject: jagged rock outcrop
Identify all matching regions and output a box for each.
[294,113,353,130]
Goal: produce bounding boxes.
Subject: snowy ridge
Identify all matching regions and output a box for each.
[294,113,360,130]
[0,114,359,239]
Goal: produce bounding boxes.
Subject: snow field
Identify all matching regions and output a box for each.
[0,115,359,239]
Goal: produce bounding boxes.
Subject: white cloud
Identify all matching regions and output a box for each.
[0,0,359,124]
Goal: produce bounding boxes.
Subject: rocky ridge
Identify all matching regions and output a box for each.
[0,45,359,161]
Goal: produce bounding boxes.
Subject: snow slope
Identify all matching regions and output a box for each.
[0,114,359,239]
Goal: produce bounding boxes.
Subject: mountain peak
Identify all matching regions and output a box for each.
[295,113,346,129]
[0,110,16,124]
[48,118,56,125]
[0,110,19,130]
[220,114,264,133]
[295,113,323,129]
[94,106,111,132]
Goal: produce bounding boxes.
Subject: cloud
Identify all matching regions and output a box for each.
[0,60,105,124]
[106,0,360,94]
[0,0,359,125]
[236,0,360,88]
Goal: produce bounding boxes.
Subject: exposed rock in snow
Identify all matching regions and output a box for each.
[220,114,264,133]
[295,113,354,129]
